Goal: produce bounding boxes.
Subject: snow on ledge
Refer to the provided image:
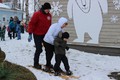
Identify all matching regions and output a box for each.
[0,3,10,9]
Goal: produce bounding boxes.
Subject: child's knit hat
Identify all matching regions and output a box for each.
[62,32,70,39]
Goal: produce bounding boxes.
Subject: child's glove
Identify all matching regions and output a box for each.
[28,33,32,42]
[66,46,69,51]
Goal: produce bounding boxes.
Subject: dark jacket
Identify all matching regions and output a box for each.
[9,21,15,30]
[54,32,68,55]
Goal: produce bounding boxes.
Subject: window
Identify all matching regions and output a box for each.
[3,17,5,21]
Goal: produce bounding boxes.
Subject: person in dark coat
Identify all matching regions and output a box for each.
[53,31,72,76]
[27,2,52,69]
[8,17,13,39]
[0,21,2,39]
[20,20,25,33]
[0,26,1,38]
[0,25,6,41]
[9,16,21,39]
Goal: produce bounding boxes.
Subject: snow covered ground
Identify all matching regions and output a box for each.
[0,32,120,80]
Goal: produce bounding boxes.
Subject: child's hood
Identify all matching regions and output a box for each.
[58,17,68,27]
[57,31,62,38]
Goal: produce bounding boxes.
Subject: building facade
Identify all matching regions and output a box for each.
[0,3,23,25]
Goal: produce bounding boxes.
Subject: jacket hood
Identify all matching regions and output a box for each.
[58,17,68,27]
[57,31,62,38]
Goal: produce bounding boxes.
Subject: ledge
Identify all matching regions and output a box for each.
[68,42,120,56]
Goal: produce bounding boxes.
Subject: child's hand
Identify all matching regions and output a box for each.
[66,46,69,51]
[63,38,68,41]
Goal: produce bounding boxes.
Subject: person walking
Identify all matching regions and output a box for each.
[0,25,6,41]
[0,22,2,39]
[43,17,68,71]
[27,2,52,69]
[8,17,14,39]
[16,21,21,40]
[14,16,21,40]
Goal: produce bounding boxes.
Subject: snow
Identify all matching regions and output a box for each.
[0,32,120,80]
[0,3,10,9]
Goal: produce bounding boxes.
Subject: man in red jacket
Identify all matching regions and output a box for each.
[27,2,52,69]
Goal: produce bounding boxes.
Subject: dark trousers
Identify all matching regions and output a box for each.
[54,54,70,72]
[9,31,16,39]
[43,41,54,67]
[9,28,16,39]
[33,34,44,66]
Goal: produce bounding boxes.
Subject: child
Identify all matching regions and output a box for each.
[0,26,1,39]
[53,31,72,76]
[0,25,6,41]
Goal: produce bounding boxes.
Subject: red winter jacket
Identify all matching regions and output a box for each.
[28,10,52,35]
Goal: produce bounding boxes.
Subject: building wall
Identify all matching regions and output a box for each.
[100,0,120,46]
[2,0,11,2]
[39,0,120,47]
[0,9,23,25]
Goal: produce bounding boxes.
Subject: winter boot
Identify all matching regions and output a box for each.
[34,64,41,69]
[58,67,64,73]
[66,70,73,75]
[54,72,61,76]
[43,64,54,72]
[43,66,53,73]
[49,64,53,69]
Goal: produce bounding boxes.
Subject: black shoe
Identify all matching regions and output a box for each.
[34,64,41,69]
[43,67,50,72]
[66,70,73,75]
[58,68,64,73]
[45,64,53,69]
[43,66,53,72]
[49,64,53,69]
[43,64,54,72]
[54,72,61,76]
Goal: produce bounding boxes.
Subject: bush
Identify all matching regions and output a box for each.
[0,61,37,80]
